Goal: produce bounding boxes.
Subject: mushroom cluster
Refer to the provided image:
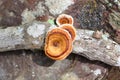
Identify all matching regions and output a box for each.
[44,14,76,60]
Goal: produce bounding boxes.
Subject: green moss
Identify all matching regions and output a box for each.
[47,19,55,25]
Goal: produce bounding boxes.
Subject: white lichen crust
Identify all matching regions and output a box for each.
[21,8,36,24]
[27,23,45,38]
[21,2,46,24]
[0,27,24,50]
[45,0,74,15]
[91,69,101,76]
[0,21,49,52]
[32,2,46,17]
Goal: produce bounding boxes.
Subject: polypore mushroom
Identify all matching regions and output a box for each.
[56,14,74,26]
[60,24,76,41]
[44,27,73,60]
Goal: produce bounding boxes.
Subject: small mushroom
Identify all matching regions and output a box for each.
[60,24,76,41]
[56,14,74,26]
[44,27,73,60]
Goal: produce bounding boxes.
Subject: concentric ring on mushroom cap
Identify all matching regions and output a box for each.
[44,28,72,60]
[60,24,76,41]
[56,14,74,26]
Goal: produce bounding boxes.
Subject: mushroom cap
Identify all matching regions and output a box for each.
[56,14,74,26]
[44,27,72,60]
[60,24,76,41]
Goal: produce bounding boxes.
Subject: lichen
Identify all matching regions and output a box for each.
[32,40,39,45]
[91,69,101,76]
[0,27,24,48]
[45,0,74,15]
[21,8,35,24]
[15,27,24,36]
[32,2,46,17]
[21,2,46,24]
[102,32,109,41]
[27,23,45,38]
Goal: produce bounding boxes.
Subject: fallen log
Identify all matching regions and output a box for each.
[0,21,120,66]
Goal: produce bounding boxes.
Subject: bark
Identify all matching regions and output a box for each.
[0,21,120,66]
[0,21,49,52]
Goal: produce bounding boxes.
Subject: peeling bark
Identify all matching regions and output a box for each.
[0,21,120,66]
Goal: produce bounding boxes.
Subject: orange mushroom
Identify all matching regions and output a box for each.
[56,14,74,26]
[44,27,73,60]
[60,24,76,41]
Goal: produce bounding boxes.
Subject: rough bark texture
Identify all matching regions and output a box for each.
[0,21,120,67]
[0,21,50,52]
[73,29,120,66]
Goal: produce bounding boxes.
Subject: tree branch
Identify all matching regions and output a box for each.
[0,21,120,66]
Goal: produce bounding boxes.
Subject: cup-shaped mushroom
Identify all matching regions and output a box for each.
[60,24,76,41]
[56,14,74,26]
[44,28,73,60]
